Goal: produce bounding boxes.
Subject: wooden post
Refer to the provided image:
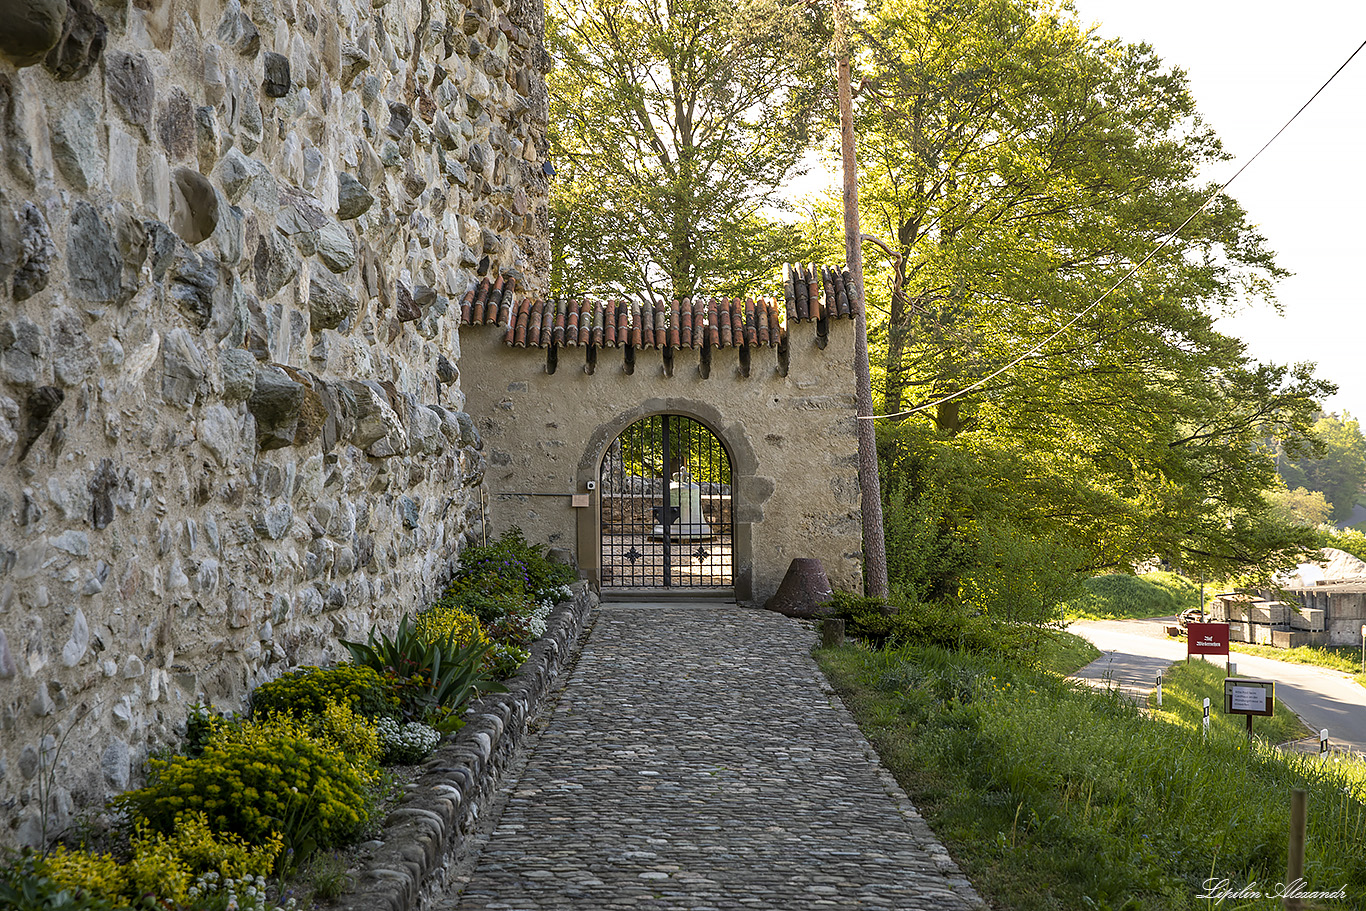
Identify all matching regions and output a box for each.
[822,618,845,648]
[1285,789,1307,910]
[835,0,888,601]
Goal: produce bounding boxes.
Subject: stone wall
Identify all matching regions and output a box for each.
[0,0,549,845]
[459,318,865,607]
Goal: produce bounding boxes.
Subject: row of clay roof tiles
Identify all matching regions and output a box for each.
[457,263,858,351]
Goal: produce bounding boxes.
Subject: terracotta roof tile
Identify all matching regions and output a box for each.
[471,264,856,366]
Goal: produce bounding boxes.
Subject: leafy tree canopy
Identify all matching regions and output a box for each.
[1265,484,1333,529]
[793,0,1337,607]
[544,0,1339,609]
[546,0,831,303]
[1279,412,1366,524]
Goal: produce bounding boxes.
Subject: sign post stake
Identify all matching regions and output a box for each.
[1285,789,1307,910]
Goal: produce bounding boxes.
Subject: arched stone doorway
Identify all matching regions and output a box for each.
[598,414,734,589]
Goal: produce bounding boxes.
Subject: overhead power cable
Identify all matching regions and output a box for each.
[865,34,1366,422]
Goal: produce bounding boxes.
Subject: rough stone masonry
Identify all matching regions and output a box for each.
[0,0,550,845]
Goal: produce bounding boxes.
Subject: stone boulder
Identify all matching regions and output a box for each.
[0,0,68,68]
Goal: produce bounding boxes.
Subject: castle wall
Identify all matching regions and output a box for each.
[0,0,548,844]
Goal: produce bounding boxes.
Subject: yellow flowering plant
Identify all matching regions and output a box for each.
[116,720,369,853]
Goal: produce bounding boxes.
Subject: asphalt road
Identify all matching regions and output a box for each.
[1068,618,1366,755]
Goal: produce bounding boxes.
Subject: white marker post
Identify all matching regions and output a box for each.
[1320,729,1330,758]
[1155,673,1162,708]
[1203,697,1211,739]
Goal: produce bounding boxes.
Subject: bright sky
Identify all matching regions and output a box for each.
[1069,1,1366,419]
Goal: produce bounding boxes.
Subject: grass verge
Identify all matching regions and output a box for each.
[1064,571,1200,621]
[817,642,1366,911]
[1036,628,1102,676]
[1149,658,1311,745]
[1227,641,1366,679]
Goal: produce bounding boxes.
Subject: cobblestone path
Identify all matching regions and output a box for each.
[438,603,985,910]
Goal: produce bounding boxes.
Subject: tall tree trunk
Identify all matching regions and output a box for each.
[881,261,910,415]
[837,0,889,603]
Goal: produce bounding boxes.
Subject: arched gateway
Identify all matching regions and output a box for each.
[599,414,734,589]
[457,272,867,607]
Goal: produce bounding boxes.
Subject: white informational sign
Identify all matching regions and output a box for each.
[1223,677,1276,717]
[1229,685,1267,713]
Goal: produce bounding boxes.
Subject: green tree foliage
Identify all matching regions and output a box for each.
[1280,413,1366,523]
[850,0,1292,419]
[793,0,1340,608]
[546,0,830,302]
[1265,484,1333,528]
[1320,526,1366,562]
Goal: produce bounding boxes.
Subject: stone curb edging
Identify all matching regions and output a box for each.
[330,582,597,911]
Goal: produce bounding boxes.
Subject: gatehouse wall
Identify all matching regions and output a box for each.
[459,315,865,607]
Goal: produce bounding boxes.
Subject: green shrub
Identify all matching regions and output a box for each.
[184,705,230,758]
[432,573,528,626]
[413,606,487,649]
[343,615,505,730]
[133,811,280,887]
[249,666,397,721]
[485,641,530,679]
[37,849,127,906]
[311,702,382,771]
[456,528,575,599]
[437,529,575,626]
[117,718,370,852]
[28,813,284,909]
[827,591,1036,659]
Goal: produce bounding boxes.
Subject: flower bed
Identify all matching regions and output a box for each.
[0,531,580,910]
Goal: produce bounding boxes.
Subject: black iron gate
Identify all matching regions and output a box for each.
[599,415,733,588]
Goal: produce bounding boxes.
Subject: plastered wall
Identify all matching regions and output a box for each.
[460,317,865,607]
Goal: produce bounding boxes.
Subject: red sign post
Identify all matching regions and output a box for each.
[1187,622,1230,657]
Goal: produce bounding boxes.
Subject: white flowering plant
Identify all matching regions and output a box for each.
[377,716,441,764]
[185,871,298,911]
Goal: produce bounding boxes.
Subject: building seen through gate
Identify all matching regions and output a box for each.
[599,414,734,589]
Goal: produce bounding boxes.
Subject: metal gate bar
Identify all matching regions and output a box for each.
[599,414,733,588]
